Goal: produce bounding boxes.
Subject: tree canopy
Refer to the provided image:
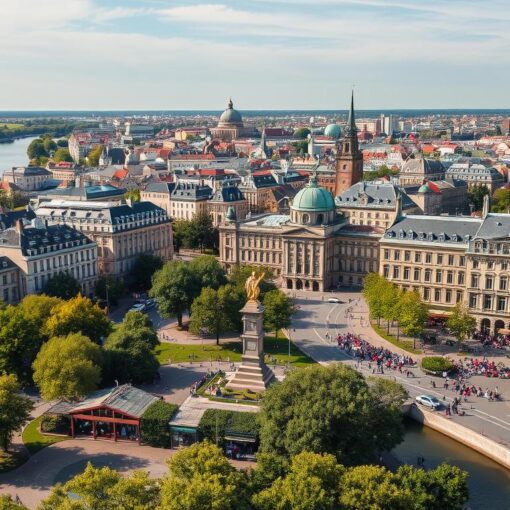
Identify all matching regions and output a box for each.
[131,254,163,291]
[41,272,81,300]
[258,364,407,465]
[0,374,34,451]
[87,145,103,167]
[53,148,73,163]
[447,303,476,347]
[491,187,510,213]
[45,294,112,343]
[32,333,102,400]
[94,276,125,307]
[263,290,296,340]
[468,185,489,212]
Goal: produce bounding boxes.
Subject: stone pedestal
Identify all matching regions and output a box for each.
[227,300,275,392]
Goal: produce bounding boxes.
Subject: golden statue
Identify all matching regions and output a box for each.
[245,271,265,302]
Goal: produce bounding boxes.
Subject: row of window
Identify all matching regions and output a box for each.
[422,287,464,304]
[31,249,96,274]
[383,265,466,285]
[34,265,96,291]
[469,294,507,312]
[383,249,466,266]
[470,274,508,291]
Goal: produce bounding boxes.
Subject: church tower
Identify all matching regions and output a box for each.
[334,91,363,196]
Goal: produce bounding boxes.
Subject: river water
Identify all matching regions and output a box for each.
[395,420,510,509]
[0,136,38,174]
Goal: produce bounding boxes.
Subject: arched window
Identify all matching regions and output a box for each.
[302,214,310,224]
[317,213,324,224]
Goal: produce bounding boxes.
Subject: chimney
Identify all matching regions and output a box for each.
[482,193,490,219]
[15,219,24,234]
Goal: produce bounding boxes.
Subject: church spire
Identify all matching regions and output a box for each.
[345,89,357,135]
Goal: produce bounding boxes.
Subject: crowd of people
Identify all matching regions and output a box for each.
[453,357,510,379]
[336,333,416,374]
[437,376,501,403]
[471,330,510,349]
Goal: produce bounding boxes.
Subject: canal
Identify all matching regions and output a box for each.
[0,136,38,174]
[395,420,510,509]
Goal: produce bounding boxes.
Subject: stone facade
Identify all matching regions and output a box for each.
[35,199,173,279]
[3,166,51,192]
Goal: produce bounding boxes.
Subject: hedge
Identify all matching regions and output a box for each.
[197,409,259,447]
[140,400,178,448]
[421,356,454,374]
[41,414,70,435]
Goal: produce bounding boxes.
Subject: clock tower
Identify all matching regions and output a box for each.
[334,91,363,196]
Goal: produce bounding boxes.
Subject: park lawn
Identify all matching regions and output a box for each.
[372,323,422,355]
[264,332,315,367]
[22,416,69,456]
[0,123,23,129]
[156,332,315,367]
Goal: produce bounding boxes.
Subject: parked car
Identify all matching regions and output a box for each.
[415,394,442,410]
[144,298,156,310]
[128,303,146,313]
[328,297,340,304]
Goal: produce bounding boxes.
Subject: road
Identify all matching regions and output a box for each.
[287,289,510,448]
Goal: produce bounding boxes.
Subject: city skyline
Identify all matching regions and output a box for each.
[2,0,510,110]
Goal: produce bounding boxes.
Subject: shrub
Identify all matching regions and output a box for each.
[140,400,178,447]
[41,414,70,434]
[198,409,259,447]
[227,411,259,437]
[421,356,454,374]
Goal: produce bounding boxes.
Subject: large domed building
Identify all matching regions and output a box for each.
[210,98,258,141]
[324,123,342,139]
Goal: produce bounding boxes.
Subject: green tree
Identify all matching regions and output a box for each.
[491,187,510,213]
[39,463,160,510]
[398,291,428,347]
[0,374,34,452]
[189,255,226,291]
[87,145,103,167]
[32,333,102,400]
[229,265,276,301]
[253,451,343,510]
[53,148,73,163]
[468,185,489,212]
[447,303,476,348]
[131,254,164,291]
[380,282,401,334]
[42,272,81,300]
[45,294,112,343]
[263,290,296,340]
[43,137,57,153]
[189,287,235,344]
[56,138,69,148]
[187,212,218,252]
[94,276,125,307]
[103,311,159,384]
[124,188,141,202]
[0,495,28,509]
[338,465,413,510]
[294,127,311,139]
[27,138,48,160]
[362,273,386,325]
[395,463,469,510]
[258,364,407,465]
[159,441,250,510]
[172,219,191,252]
[150,261,195,327]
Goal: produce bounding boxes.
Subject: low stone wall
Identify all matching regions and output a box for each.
[404,403,510,470]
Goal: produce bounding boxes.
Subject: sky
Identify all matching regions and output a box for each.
[0,0,509,110]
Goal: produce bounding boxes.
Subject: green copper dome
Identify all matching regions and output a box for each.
[292,175,336,212]
[418,183,432,193]
[324,123,342,139]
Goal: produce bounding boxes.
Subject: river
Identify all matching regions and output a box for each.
[395,420,510,509]
[0,136,38,174]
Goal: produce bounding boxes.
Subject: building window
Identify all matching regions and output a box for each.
[392,266,400,279]
[437,254,443,264]
[424,288,430,301]
[404,250,411,262]
[384,249,390,260]
[434,289,441,302]
[500,277,508,291]
[413,268,420,281]
[425,252,432,264]
[486,276,494,290]
[502,261,508,270]
[456,291,463,303]
[446,271,453,284]
[403,267,410,280]
[424,269,431,282]
[448,255,454,265]
[445,289,452,303]
[472,260,479,269]
[458,272,465,285]
[460,256,465,266]
[471,274,479,288]
[488,261,495,270]
[469,293,477,308]
[435,270,442,284]
[483,295,492,310]
[497,297,507,312]
[383,265,389,278]
[415,252,421,263]
[394,250,400,261]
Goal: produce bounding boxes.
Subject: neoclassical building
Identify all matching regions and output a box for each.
[210,99,258,141]
[220,175,380,291]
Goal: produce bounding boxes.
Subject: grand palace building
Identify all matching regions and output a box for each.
[219,94,510,333]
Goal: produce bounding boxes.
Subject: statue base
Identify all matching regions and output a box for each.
[226,299,275,393]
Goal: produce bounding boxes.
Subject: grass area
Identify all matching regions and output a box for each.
[0,451,27,474]
[155,332,315,367]
[371,323,422,355]
[0,123,23,129]
[22,416,69,456]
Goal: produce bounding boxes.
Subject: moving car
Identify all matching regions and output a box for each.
[415,394,442,410]
[128,303,146,313]
[328,297,340,304]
